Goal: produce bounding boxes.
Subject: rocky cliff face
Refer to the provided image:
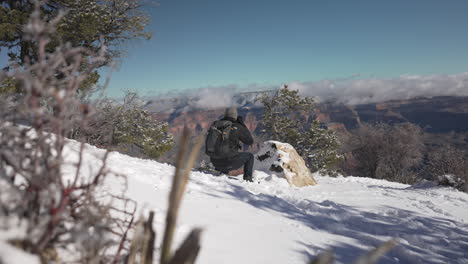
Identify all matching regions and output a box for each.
[152,109,224,135]
[151,107,266,137]
[349,96,468,133]
[151,96,468,138]
[149,96,468,164]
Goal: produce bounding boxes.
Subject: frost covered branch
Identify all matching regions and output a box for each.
[0,1,135,262]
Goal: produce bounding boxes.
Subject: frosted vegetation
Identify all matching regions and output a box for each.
[71,93,174,160]
[257,85,343,174]
[0,0,467,263]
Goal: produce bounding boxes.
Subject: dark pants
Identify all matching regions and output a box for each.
[211,152,254,180]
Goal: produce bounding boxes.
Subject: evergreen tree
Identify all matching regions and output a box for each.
[258,84,314,142]
[0,0,152,93]
[258,85,343,173]
[301,120,343,173]
[0,76,19,94]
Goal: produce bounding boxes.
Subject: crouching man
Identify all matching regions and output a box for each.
[205,107,254,181]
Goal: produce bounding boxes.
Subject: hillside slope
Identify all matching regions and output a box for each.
[64,141,468,264]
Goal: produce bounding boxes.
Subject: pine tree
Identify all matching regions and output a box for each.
[258,84,314,141]
[300,120,343,174]
[0,76,19,94]
[258,85,343,174]
[0,0,152,93]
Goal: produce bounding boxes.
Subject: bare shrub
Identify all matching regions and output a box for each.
[347,123,424,183]
[0,3,134,262]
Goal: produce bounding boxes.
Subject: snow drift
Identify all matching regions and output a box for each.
[50,141,468,263]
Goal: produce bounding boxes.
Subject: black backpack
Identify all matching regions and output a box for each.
[205,120,237,159]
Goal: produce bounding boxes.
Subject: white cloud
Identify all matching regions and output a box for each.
[148,72,468,112]
[289,72,468,105]
[189,85,239,109]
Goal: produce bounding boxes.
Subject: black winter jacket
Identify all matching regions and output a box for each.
[210,116,253,159]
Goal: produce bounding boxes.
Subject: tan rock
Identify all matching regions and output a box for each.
[254,141,317,187]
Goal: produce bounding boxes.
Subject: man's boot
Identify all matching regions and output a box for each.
[243,175,253,182]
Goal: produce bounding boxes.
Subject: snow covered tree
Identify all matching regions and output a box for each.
[258,84,314,142]
[257,85,343,173]
[301,120,343,173]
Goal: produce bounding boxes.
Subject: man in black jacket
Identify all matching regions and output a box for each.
[210,107,255,182]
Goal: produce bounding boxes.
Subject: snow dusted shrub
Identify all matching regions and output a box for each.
[0,4,134,262]
[426,144,468,191]
[438,174,466,190]
[348,123,424,183]
[257,85,343,174]
[196,160,218,174]
[72,93,174,160]
[113,105,174,159]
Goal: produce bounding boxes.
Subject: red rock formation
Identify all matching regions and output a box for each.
[154,97,468,138]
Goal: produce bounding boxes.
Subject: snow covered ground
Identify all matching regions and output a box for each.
[64,141,468,264]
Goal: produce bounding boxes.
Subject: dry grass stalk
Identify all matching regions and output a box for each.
[167,228,202,264]
[160,127,203,264]
[126,219,146,264]
[310,239,398,264]
[125,211,156,264]
[121,128,203,264]
[309,251,334,264]
[352,239,398,264]
[141,211,156,264]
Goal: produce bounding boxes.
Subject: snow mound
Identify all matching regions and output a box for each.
[410,180,439,189]
[63,141,468,264]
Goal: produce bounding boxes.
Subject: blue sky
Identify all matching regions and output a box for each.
[3,0,468,98]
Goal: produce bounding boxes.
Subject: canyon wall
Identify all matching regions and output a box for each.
[152,96,468,138]
[149,96,468,163]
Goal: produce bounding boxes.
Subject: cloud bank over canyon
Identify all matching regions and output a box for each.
[147,72,468,111]
[290,72,468,105]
